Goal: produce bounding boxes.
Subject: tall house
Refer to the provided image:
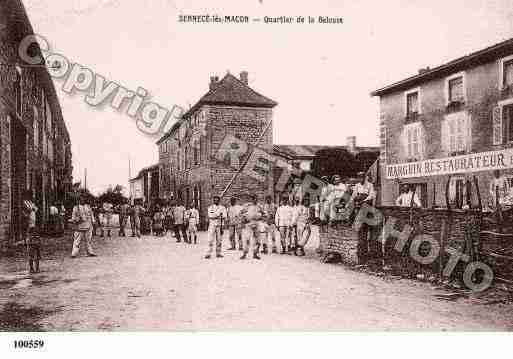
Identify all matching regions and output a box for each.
[372,38,513,208]
[157,71,277,227]
[0,0,73,247]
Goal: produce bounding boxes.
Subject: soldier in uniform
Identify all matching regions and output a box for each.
[227,197,244,250]
[240,194,264,260]
[205,196,224,259]
[295,197,314,256]
[275,196,293,254]
[261,195,278,254]
[118,199,130,237]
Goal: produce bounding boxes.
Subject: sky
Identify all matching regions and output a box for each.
[22,0,513,194]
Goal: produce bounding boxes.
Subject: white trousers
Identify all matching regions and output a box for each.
[72,228,94,256]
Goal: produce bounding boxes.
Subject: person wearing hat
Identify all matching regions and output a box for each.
[240,194,264,260]
[328,175,348,220]
[70,193,97,258]
[275,196,294,254]
[319,176,332,225]
[352,172,376,206]
[205,195,224,259]
[289,177,304,204]
[395,184,421,207]
[260,195,279,254]
[227,196,244,250]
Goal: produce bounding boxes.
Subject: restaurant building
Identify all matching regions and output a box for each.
[372,37,513,208]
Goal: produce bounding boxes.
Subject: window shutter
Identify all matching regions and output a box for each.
[418,124,426,159]
[441,120,449,155]
[465,114,472,152]
[492,106,503,145]
[400,127,408,161]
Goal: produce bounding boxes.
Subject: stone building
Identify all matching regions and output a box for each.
[129,164,159,205]
[372,37,513,208]
[0,0,73,246]
[157,71,277,227]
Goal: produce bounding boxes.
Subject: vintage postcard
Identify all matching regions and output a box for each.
[0,0,512,356]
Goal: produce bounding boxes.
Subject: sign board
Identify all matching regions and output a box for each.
[386,148,513,179]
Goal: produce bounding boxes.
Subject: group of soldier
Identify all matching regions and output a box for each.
[90,198,200,244]
[205,193,315,260]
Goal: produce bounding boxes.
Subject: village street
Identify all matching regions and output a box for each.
[1,230,513,331]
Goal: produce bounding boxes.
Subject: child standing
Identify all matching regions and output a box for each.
[22,190,39,273]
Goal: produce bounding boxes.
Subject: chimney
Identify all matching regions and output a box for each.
[346,136,356,153]
[240,71,248,85]
[418,66,430,74]
[209,75,219,91]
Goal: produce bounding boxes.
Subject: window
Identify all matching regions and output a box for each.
[448,76,464,103]
[403,122,423,160]
[33,106,39,149]
[193,142,199,165]
[406,91,419,118]
[503,104,513,143]
[442,112,471,154]
[502,58,513,88]
[177,152,180,171]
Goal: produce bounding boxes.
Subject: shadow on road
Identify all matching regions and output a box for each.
[0,302,61,331]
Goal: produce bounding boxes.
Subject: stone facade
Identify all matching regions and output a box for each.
[373,38,513,208]
[157,72,276,228]
[0,0,73,247]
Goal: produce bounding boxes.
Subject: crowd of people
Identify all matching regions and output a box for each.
[17,171,378,273]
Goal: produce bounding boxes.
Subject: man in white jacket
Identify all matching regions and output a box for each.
[205,196,224,259]
[71,194,96,258]
[275,197,293,254]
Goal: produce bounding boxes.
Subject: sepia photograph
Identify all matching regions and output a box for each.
[1,0,513,356]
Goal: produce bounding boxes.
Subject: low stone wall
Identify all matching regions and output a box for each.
[320,224,359,265]
[319,206,482,281]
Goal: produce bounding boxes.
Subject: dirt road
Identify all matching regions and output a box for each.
[1,230,513,331]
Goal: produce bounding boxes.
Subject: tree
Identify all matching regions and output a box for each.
[311,148,359,179]
[354,150,380,174]
[97,184,127,206]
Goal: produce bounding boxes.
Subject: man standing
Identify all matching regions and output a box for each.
[227,197,243,250]
[240,194,264,260]
[295,197,313,256]
[22,190,39,273]
[395,184,421,207]
[275,197,293,254]
[70,194,96,258]
[205,196,224,259]
[353,172,376,206]
[261,195,278,254]
[328,175,348,221]
[172,200,188,243]
[102,201,114,237]
[289,198,302,254]
[118,199,130,237]
[489,169,509,207]
[131,199,144,238]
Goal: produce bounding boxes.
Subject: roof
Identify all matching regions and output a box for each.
[371,37,513,97]
[273,144,379,160]
[130,163,160,181]
[156,73,277,144]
